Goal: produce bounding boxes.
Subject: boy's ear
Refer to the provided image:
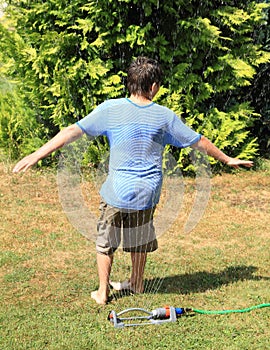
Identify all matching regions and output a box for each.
[151,82,158,90]
[151,82,160,95]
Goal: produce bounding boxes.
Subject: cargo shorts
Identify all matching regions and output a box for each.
[96,199,158,255]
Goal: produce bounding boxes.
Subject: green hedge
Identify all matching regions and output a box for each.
[1,0,270,169]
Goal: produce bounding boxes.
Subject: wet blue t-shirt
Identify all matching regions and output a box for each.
[76,98,201,210]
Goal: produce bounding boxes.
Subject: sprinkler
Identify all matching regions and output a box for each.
[108,306,193,328]
[108,303,270,328]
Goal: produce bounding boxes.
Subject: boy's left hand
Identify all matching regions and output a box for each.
[226,157,254,169]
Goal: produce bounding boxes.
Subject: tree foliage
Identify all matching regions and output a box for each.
[0,12,45,158]
[243,1,270,157]
[1,0,269,169]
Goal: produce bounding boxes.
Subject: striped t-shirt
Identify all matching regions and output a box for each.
[76,98,201,210]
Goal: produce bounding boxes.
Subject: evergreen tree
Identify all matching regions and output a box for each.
[244,0,270,157]
[1,0,269,169]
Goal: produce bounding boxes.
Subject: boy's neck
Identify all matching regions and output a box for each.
[129,94,152,105]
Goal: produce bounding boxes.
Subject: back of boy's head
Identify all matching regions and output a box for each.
[127,56,163,96]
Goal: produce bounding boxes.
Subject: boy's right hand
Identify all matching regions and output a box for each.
[12,124,84,174]
[12,153,40,173]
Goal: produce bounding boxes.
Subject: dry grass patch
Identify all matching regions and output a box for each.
[1,159,269,350]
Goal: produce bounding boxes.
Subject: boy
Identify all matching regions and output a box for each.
[13,57,253,304]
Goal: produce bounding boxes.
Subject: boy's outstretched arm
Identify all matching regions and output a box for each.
[13,124,83,173]
[192,136,254,168]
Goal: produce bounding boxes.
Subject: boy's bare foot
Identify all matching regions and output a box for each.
[109,280,132,291]
[91,290,108,305]
[109,279,144,293]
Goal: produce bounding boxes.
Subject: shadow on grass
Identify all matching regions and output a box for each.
[109,265,269,302]
[144,265,270,295]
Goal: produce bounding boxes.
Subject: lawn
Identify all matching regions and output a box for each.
[1,158,269,350]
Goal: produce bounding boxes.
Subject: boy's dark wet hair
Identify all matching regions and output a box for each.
[127,57,163,98]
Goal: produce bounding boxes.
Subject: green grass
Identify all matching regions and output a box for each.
[1,159,270,349]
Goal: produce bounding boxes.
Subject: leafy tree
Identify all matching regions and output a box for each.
[1,0,270,170]
[0,10,45,159]
[243,0,270,157]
